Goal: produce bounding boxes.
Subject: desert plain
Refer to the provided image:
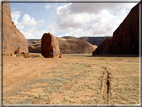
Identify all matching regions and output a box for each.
[3,53,139,104]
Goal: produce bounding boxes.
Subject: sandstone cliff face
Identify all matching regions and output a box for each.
[93,3,139,55]
[111,3,139,54]
[3,2,28,53]
[92,37,112,55]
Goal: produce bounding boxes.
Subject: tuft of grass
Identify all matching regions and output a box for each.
[16,54,20,57]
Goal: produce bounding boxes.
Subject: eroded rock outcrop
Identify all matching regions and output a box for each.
[41,33,61,58]
[28,37,97,54]
[57,37,97,54]
[3,2,28,53]
[93,3,139,55]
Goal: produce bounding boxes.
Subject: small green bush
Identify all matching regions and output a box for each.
[9,53,12,56]
[16,54,20,57]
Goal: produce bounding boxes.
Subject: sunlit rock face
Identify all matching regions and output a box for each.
[3,1,28,53]
[41,33,61,58]
[57,37,97,54]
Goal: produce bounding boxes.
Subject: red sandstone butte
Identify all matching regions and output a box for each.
[93,3,139,55]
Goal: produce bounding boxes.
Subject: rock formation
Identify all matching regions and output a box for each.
[92,3,139,55]
[28,37,97,54]
[57,37,97,54]
[3,2,28,53]
[41,33,61,58]
[14,47,20,54]
[92,37,112,54]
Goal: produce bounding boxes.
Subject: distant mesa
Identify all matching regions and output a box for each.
[79,37,108,45]
[28,36,97,54]
[62,36,76,39]
[57,37,97,54]
[41,33,61,58]
[61,36,107,46]
[3,2,28,53]
[92,2,139,55]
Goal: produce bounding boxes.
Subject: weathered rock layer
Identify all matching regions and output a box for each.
[3,2,28,53]
[93,3,139,55]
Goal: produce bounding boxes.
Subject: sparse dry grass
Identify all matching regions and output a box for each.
[3,54,139,104]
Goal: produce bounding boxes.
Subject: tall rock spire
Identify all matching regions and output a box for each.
[2,0,28,53]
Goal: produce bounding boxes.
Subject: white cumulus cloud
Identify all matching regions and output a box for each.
[11,11,21,25]
[11,11,24,30]
[22,23,58,39]
[21,14,37,27]
[11,12,46,39]
[56,3,137,37]
[45,4,51,9]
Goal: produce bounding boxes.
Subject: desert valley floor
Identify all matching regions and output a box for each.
[3,54,139,104]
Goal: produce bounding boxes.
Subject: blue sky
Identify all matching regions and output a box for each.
[9,1,138,39]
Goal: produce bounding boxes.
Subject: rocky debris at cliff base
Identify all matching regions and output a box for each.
[14,47,20,54]
[3,52,42,58]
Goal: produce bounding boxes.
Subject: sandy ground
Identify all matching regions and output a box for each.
[3,54,140,105]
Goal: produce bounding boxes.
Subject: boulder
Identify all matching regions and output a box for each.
[92,2,139,55]
[14,47,20,54]
[21,52,28,58]
[3,1,28,53]
[41,33,61,58]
